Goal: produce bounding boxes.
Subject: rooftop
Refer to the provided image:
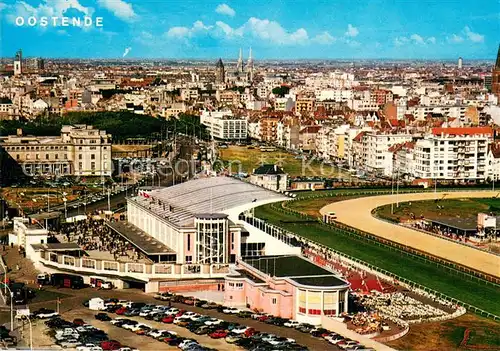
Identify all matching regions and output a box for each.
[107,221,175,255]
[243,255,348,288]
[132,177,287,227]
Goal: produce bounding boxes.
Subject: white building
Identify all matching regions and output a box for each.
[200,110,248,140]
[275,97,294,111]
[414,127,492,180]
[249,164,288,192]
[363,132,414,176]
[0,125,112,177]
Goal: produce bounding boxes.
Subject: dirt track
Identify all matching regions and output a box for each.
[319,191,500,278]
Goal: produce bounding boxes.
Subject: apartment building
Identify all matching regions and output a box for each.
[414,127,493,181]
[200,110,248,140]
[0,125,112,177]
[363,132,414,176]
[259,117,280,143]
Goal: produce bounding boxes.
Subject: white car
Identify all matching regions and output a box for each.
[340,341,360,349]
[190,314,204,321]
[284,320,300,328]
[165,308,179,315]
[148,330,169,338]
[139,310,152,317]
[204,318,222,326]
[59,339,82,348]
[129,323,150,332]
[182,311,198,319]
[231,326,249,334]
[118,348,139,351]
[222,307,241,314]
[110,318,126,325]
[173,316,189,325]
[179,340,198,350]
[37,310,59,319]
[77,344,103,351]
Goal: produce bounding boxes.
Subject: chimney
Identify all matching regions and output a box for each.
[16,128,23,137]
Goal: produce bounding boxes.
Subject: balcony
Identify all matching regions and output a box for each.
[38,250,230,281]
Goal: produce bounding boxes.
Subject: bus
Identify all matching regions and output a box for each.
[50,273,85,289]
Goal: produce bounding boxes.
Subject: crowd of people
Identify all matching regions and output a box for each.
[58,218,147,262]
[411,220,469,243]
[346,311,386,335]
[357,291,448,322]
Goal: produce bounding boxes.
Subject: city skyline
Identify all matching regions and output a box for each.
[1,0,499,60]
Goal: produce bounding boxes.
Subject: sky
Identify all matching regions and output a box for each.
[1,0,499,60]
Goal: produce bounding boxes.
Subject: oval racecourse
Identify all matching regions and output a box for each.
[320,191,500,279]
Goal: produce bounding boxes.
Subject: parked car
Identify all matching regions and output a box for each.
[33,308,59,319]
[209,330,228,339]
[100,340,121,350]
[222,307,241,314]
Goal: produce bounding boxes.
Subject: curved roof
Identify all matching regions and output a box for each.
[132,177,288,227]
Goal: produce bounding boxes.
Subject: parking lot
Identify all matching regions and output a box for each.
[3,287,341,350]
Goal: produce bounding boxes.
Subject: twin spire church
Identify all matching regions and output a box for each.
[215,48,254,84]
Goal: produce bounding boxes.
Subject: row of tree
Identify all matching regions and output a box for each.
[0,111,209,141]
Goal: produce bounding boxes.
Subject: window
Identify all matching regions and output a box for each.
[271,298,277,305]
[45,154,49,160]
[79,154,82,160]
[235,283,243,289]
[298,307,306,314]
[187,234,191,251]
[185,255,192,263]
[79,162,83,169]
[91,154,95,160]
[36,154,40,160]
[16,154,19,160]
[63,154,67,159]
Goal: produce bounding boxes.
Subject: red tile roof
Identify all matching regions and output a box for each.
[353,131,366,142]
[431,127,493,136]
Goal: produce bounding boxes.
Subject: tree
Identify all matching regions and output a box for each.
[272,86,290,97]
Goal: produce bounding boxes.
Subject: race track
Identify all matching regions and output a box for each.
[319,191,500,278]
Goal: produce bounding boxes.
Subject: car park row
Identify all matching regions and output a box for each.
[83,294,376,351]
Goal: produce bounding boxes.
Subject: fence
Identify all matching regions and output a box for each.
[276,192,500,285]
[241,212,500,322]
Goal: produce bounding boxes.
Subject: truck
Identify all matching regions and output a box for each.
[50,274,84,289]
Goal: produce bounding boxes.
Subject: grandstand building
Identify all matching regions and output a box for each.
[29,177,305,292]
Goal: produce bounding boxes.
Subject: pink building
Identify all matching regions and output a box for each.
[224,255,350,325]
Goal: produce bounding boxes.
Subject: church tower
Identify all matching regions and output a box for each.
[215,58,225,83]
[236,48,244,73]
[492,44,500,100]
[247,47,254,82]
[14,49,22,76]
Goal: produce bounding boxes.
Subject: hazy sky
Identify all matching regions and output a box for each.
[2,0,499,59]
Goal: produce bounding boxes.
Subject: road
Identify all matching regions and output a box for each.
[320,191,500,278]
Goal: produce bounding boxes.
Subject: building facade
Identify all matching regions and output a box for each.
[0,125,112,177]
[414,127,492,180]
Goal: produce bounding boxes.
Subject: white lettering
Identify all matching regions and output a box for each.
[14,16,104,28]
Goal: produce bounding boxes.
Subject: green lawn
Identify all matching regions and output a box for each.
[219,146,350,178]
[375,198,500,222]
[254,203,500,317]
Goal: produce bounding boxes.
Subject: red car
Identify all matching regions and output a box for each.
[258,315,269,322]
[162,315,174,323]
[175,310,186,317]
[73,318,85,326]
[209,330,228,339]
[101,340,121,350]
[115,307,127,315]
[244,328,257,337]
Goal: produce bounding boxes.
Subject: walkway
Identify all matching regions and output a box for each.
[319,191,500,278]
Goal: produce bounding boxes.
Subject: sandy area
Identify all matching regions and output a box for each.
[320,191,500,278]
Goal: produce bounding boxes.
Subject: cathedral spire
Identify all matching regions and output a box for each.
[237,48,243,73]
[496,44,500,70]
